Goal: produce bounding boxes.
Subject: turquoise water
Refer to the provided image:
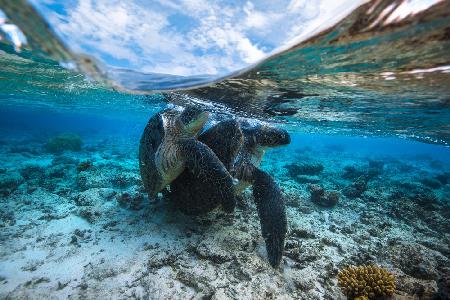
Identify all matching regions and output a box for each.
[0,1,449,299]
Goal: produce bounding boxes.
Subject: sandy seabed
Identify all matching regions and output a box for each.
[0,134,449,299]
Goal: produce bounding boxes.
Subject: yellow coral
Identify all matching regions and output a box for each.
[338,265,395,300]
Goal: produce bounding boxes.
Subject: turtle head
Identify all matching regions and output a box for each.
[178,106,209,136]
[248,125,291,148]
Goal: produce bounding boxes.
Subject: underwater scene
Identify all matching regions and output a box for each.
[1,0,450,299]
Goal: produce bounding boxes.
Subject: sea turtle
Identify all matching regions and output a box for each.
[139,107,236,212]
[168,118,291,267]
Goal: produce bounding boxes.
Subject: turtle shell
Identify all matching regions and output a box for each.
[139,109,169,197]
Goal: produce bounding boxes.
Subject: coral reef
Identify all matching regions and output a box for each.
[343,177,368,199]
[0,171,23,197]
[338,265,396,299]
[435,172,450,185]
[343,165,367,180]
[0,210,15,227]
[343,160,383,182]
[52,155,79,166]
[0,133,448,299]
[45,133,82,154]
[308,183,340,207]
[420,177,442,189]
[20,165,44,182]
[77,160,93,173]
[286,162,324,176]
[390,242,442,281]
[116,190,144,210]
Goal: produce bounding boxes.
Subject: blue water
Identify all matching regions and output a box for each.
[0,1,449,299]
[3,105,449,163]
[1,68,450,300]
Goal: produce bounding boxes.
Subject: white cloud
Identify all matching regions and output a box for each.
[30,0,370,77]
[243,2,270,29]
[234,33,266,63]
[34,0,271,76]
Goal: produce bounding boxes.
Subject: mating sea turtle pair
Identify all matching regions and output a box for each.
[139,107,290,267]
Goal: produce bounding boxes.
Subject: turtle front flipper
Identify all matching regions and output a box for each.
[252,168,287,268]
[180,139,236,213]
[199,119,244,171]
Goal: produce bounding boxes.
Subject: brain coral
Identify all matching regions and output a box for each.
[338,265,396,300]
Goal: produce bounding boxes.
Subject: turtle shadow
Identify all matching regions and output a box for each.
[140,196,235,236]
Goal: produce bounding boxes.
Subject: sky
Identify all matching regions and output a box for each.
[25,0,370,77]
[26,0,441,78]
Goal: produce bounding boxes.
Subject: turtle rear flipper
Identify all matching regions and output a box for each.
[252,168,287,267]
[180,138,236,213]
[169,170,222,215]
